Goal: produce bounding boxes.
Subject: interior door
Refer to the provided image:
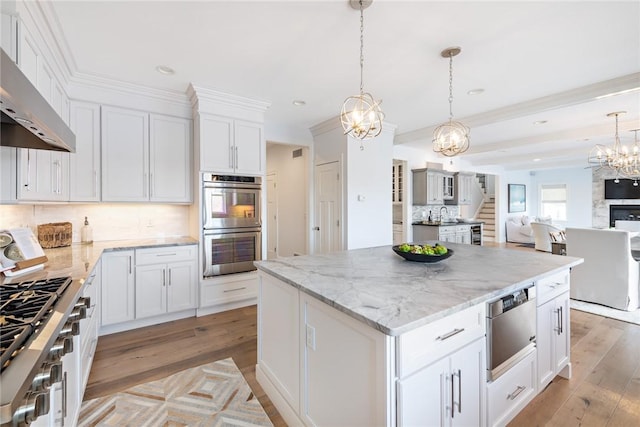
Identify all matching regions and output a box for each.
[314,161,342,254]
[266,173,278,259]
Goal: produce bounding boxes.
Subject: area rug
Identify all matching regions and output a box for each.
[570,299,640,326]
[78,357,273,427]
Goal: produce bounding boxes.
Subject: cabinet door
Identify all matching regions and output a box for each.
[554,293,570,372]
[166,261,197,312]
[427,171,444,204]
[1,14,18,62]
[37,59,54,105]
[101,106,148,201]
[18,25,39,85]
[101,250,135,326]
[149,114,192,202]
[17,149,68,201]
[0,147,17,203]
[398,357,449,427]
[135,264,167,319]
[536,298,555,390]
[200,114,233,173]
[234,120,263,175]
[450,337,484,427]
[69,101,100,201]
[301,295,388,427]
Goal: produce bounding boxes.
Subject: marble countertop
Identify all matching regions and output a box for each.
[255,244,583,336]
[0,237,198,285]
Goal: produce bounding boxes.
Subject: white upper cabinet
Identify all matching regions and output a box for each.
[101,106,149,202]
[149,114,192,203]
[199,113,263,175]
[69,101,101,201]
[17,24,38,85]
[17,149,69,201]
[1,14,18,62]
[102,106,192,203]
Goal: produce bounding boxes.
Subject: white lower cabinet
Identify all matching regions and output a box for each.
[80,260,101,391]
[257,272,392,427]
[101,245,197,334]
[135,246,197,319]
[199,271,258,312]
[486,350,537,427]
[536,272,571,391]
[398,337,485,427]
[101,250,135,326]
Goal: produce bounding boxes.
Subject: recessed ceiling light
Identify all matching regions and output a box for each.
[467,88,484,95]
[533,158,541,162]
[155,65,175,75]
[533,120,548,125]
[292,100,306,106]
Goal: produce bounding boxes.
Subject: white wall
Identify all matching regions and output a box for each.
[0,204,191,242]
[266,143,309,256]
[346,131,394,250]
[529,167,592,228]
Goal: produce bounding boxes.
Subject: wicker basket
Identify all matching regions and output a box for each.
[37,222,72,248]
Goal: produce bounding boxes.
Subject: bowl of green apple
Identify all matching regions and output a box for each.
[392,242,453,263]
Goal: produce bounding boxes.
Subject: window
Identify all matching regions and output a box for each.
[540,184,567,221]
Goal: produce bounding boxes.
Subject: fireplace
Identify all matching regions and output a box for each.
[610,205,640,227]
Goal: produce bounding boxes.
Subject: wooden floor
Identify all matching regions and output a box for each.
[84,306,286,427]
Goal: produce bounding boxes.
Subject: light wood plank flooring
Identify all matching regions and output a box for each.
[85,292,640,426]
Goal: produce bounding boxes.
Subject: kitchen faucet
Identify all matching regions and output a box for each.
[439,206,448,222]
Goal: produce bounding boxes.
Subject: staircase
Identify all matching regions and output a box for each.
[478,196,496,242]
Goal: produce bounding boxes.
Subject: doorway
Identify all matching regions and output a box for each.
[313,161,342,254]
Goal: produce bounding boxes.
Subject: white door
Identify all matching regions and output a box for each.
[266,173,278,259]
[314,162,342,254]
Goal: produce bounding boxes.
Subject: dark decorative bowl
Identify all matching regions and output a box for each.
[392,246,454,263]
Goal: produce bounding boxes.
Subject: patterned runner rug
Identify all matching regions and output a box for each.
[78,357,273,427]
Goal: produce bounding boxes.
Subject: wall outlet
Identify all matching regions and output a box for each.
[306,324,316,350]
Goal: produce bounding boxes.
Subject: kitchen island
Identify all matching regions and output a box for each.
[254,243,582,427]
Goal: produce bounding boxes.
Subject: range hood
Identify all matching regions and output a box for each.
[0,48,75,152]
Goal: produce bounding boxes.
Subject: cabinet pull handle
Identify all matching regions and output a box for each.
[168,268,171,286]
[457,369,462,414]
[156,253,177,257]
[163,269,166,287]
[93,170,97,197]
[556,307,562,335]
[129,256,132,274]
[25,149,31,190]
[143,173,147,198]
[450,373,455,419]
[235,146,239,169]
[150,173,153,197]
[559,306,563,334]
[223,286,247,293]
[62,371,68,422]
[436,328,464,341]
[507,385,526,400]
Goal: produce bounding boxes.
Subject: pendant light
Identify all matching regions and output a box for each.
[433,47,470,157]
[588,111,629,173]
[621,129,640,179]
[340,0,384,148]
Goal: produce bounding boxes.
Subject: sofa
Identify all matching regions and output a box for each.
[505,216,535,244]
[530,222,564,252]
[566,227,639,311]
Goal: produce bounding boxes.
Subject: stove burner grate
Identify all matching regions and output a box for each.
[0,316,33,370]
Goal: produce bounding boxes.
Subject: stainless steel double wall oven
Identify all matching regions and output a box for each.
[202,174,262,277]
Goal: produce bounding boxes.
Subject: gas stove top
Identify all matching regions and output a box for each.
[0,276,86,426]
[0,277,72,370]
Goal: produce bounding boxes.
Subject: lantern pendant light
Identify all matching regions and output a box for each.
[433,47,470,157]
[340,0,384,148]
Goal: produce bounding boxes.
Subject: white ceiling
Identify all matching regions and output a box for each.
[47,0,640,171]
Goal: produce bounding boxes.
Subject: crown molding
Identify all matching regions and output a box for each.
[187,83,271,113]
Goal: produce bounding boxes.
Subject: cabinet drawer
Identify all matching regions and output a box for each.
[536,270,570,306]
[201,276,257,306]
[398,303,486,378]
[487,349,536,427]
[439,226,456,234]
[136,245,196,265]
[456,225,470,233]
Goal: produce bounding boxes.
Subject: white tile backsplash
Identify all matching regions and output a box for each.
[0,204,191,242]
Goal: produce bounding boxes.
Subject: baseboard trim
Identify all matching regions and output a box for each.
[256,364,304,427]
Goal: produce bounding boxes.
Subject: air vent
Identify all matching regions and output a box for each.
[292,148,303,158]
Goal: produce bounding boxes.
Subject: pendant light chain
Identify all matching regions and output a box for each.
[448,53,454,120]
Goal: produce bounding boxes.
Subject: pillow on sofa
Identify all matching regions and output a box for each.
[536,216,552,224]
[521,215,531,226]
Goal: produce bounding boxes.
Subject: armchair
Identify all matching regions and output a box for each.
[530,222,564,252]
[566,227,639,311]
[505,216,535,244]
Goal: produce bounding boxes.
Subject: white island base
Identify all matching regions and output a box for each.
[255,245,578,427]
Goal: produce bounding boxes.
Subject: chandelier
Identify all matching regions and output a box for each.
[340,0,384,147]
[621,129,640,179]
[433,47,470,157]
[588,111,635,175]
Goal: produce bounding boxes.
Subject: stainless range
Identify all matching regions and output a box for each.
[0,276,87,426]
